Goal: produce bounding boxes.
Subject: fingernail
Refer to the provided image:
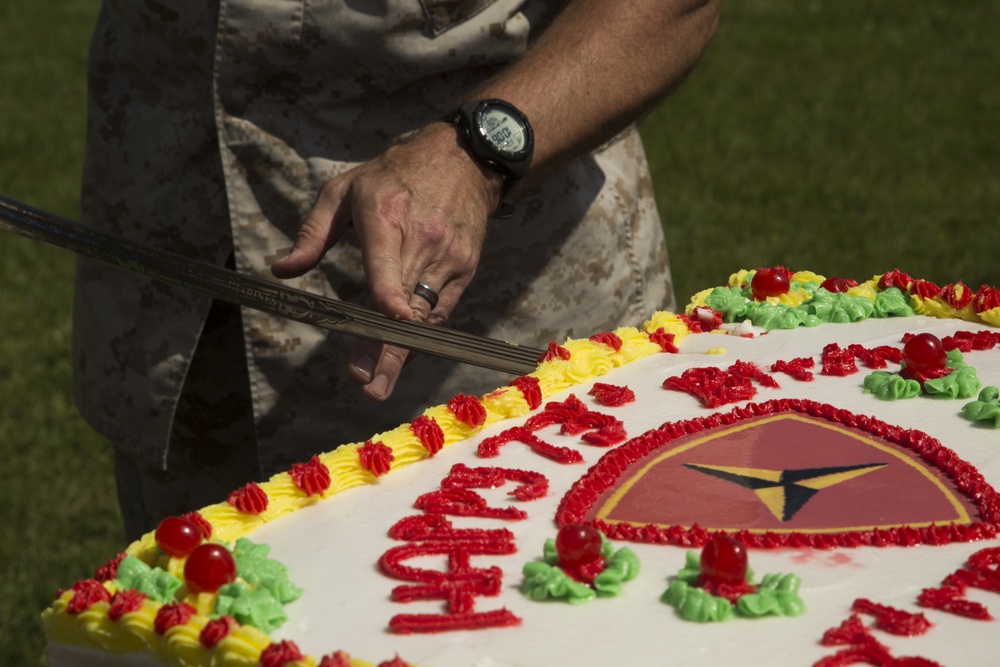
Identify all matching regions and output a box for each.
[353,354,375,380]
[368,373,389,398]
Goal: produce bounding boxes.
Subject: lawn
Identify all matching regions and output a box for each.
[1,2,998,665]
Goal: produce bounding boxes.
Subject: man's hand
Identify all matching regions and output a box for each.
[271,122,503,400]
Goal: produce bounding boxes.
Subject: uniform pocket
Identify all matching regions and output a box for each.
[417,0,501,35]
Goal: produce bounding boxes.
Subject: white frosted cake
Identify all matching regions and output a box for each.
[44,269,1000,667]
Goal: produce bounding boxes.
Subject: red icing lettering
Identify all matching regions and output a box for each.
[821,343,859,376]
[378,656,412,667]
[479,426,584,464]
[381,464,546,633]
[589,382,636,407]
[358,440,394,478]
[771,356,815,381]
[851,598,931,636]
[917,547,1000,620]
[663,366,757,408]
[728,359,779,388]
[290,455,331,496]
[448,393,487,428]
[226,482,268,515]
[259,640,304,667]
[816,614,942,667]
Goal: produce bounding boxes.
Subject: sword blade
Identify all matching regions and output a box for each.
[0,195,543,375]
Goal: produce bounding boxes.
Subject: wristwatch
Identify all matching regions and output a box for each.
[448,99,534,217]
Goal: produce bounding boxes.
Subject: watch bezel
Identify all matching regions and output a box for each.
[456,99,534,181]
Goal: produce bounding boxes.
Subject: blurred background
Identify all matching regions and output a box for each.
[1,1,998,664]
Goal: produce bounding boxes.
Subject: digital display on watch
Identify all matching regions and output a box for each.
[481,107,528,154]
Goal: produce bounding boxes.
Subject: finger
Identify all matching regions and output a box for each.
[271,181,352,279]
[347,283,448,400]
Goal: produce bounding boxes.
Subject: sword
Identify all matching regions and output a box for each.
[0,195,544,375]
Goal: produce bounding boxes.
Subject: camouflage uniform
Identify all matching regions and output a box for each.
[73,0,675,537]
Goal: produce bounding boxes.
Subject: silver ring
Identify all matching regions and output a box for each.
[413,282,439,309]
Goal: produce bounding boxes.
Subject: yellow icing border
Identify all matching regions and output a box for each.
[44,315,693,667]
[44,267,1000,667]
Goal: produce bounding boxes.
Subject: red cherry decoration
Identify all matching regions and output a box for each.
[902,333,948,376]
[820,276,858,294]
[184,543,237,594]
[155,516,203,558]
[750,267,791,300]
[555,524,603,568]
[699,534,748,585]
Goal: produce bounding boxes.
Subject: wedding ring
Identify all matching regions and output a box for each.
[413,282,440,309]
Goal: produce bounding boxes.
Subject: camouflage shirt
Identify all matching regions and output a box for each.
[73,0,675,473]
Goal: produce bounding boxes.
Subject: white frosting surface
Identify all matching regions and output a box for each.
[49,316,1000,667]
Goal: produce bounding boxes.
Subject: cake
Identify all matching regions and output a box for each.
[43,268,1000,667]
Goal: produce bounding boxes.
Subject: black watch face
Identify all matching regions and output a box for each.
[479,104,530,156]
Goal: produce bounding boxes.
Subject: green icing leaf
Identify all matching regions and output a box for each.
[592,547,640,597]
[923,365,981,399]
[231,537,303,604]
[747,303,821,330]
[872,287,915,318]
[113,556,181,603]
[660,580,735,622]
[215,582,289,633]
[735,573,805,618]
[805,290,876,323]
[705,287,751,323]
[962,386,1000,428]
[864,371,922,400]
[522,534,637,604]
[521,561,595,604]
[662,551,802,623]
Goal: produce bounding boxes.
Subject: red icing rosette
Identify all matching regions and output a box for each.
[66,579,111,614]
[411,415,445,456]
[153,601,196,635]
[260,640,304,667]
[319,652,354,667]
[939,281,975,310]
[180,511,213,539]
[509,375,543,409]
[448,393,487,429]
[973,284,1000,314]
[909,279,941,299]
[588,331,623,352]
[95,553,127,582]
[878,269,913,291]
[646,328,679,353]
[358,440,394,478]
[227,482,269,515]
[107,589,147,621]
[199,615,238,648]
[538,341,571,362]
[290,455,332,497]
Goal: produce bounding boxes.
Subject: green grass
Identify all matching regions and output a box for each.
[643,1,1000,302]
[1,1,998,665]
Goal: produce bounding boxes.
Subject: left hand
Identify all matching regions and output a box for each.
[271,122,503,400]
